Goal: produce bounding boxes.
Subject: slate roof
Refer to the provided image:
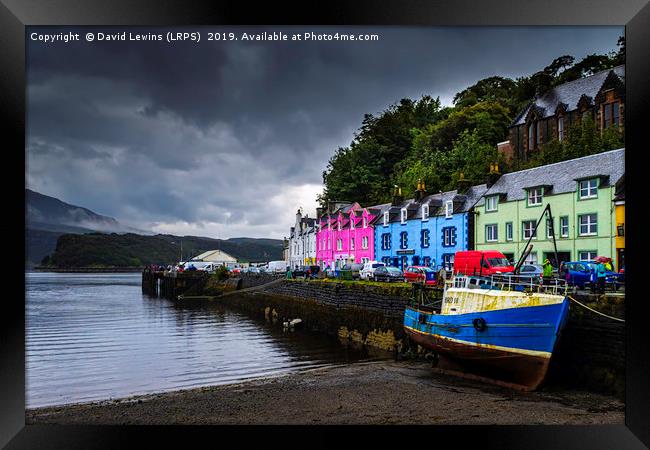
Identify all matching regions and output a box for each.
[476,148,625,205]
[368,184,488,225]
[512,65,625,126]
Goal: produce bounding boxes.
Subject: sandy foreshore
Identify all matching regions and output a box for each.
[26,361,624,425]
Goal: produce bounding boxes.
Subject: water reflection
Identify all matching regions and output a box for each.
[26,272,383,408]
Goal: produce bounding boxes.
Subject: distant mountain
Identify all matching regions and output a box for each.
[27,189,284,268]
[26,189,140,233]
[42,233,284,268]
[26,189,148,267]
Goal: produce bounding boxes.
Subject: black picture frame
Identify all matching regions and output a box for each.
[3,1,649,448]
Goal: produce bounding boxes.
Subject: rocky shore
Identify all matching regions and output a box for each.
[26,361,623,425]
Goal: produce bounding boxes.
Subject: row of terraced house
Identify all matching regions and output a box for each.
[286,66,626,271]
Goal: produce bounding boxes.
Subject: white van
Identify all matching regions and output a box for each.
[359,261,386,280]
[267,260,288,273]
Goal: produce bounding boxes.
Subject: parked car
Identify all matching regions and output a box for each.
[372,266,405,282]
[359,261,386,280]
[559,262,591,288]
[341,263,364,279]
[586,262,623,291]
[403,266,437,285]
[453,250,515,276]
[306,265,321,279]
[291,266,310,278]
[268,260,288,273]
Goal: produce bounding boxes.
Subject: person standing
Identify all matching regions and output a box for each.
[437,266,447,286]
[542,259,553,287]
[596,260,607,294]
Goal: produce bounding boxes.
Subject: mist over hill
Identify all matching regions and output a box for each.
[26,189,284,268]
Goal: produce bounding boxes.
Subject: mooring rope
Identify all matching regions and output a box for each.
[567,295,625,322]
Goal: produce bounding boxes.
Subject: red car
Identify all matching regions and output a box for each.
[403,266,437,285]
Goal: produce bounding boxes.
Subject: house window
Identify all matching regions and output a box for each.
[422,204,429,221]
[421,229,430,248]
[525,252,538,265]
[383,211,389,226]
[536,121,542,146]
[527,187,543,206]
[442,227,456,247]
[337,239,342,251]
[485,196,498,212]
[522,220,537,239]
[505,222,513,241]
[560,216,569,238]
[401,208,407,224]
[400,232,408,249]
[350,238,355,250]
[337,221,341,231]
[445,201,453,218]
[579,251,597,261]
[578,214,597,236]
[381,233,391,250]
[362,236,368,249]
[546,218,554,239]
[442,253,455,270]
[350,218,355,229]
[603,101,620,129]
[363,217,367,228]
[485,224,498,242]
[579,179,598,199]
[362,257,369,264]
[528,122,534,150]
[558,116,564,142]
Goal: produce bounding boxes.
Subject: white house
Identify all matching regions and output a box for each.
[288,209,317,269]
[191,249,238,268]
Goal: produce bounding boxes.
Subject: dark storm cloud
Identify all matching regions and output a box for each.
[26,26,623,238]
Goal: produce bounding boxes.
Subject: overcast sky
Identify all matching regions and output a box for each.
[26,26,623,239]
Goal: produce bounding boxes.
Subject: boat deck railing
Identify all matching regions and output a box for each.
[449,274,568,296]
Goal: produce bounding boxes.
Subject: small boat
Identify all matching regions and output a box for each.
[403,274,570,390]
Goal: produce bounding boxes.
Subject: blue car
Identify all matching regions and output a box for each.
[560,262,593,289]
[586,262,623,290]
[561,261,622,290]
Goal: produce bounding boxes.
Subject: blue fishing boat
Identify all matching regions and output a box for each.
[404,274,570,390]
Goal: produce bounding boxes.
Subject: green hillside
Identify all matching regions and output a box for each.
[40,233,283,268]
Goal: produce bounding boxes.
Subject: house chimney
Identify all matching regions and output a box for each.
[392,185,404,206]
[486,163,501,188]
[316,207,323,219]
[414,179,426,202]
[457,171,471,193]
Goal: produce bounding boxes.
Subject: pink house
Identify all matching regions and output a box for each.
[316,202,381,269]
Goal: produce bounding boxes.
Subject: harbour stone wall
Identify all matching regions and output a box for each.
[224,279,416,353]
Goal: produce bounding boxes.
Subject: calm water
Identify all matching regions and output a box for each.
[26,272,379,408]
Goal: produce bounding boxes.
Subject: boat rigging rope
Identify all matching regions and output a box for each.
[567,295,625,322]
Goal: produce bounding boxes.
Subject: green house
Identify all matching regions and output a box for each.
[474,148,625,268]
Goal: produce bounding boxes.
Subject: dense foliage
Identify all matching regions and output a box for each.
[319,38,625,206]
[41,233,284,268]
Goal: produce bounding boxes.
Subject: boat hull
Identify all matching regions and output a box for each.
[404,300,570,390]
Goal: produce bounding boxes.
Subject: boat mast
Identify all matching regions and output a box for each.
[513,203,559,274]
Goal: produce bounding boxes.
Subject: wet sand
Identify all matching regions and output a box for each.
[26,361,624,425]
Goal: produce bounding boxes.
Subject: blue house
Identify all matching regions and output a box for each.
[372,182,487,271]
